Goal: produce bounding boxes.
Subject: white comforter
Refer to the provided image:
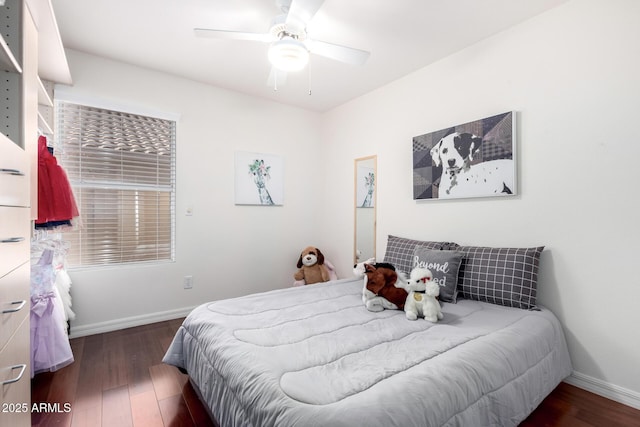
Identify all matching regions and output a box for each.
[163,277,572,427]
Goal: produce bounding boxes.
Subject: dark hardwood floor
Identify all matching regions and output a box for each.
[31,319,640,427]
[31,318,215,427]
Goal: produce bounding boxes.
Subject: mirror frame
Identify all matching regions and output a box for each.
[354,155,377,264]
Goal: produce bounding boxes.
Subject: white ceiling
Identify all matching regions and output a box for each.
[52,0,568,112]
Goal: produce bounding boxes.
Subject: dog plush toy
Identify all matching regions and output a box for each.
[353,257,376,278]
[363,263,408,311]
[404,267,443,322]
[294,246,330,285]
[355,259,400,311]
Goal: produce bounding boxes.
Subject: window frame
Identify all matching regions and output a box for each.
[53,95,178,269]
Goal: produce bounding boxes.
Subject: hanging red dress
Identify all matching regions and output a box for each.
[35,135,79,227]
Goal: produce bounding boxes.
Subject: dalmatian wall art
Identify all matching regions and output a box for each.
[412,111,516,200]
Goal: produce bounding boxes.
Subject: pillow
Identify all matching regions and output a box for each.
[457,246,544,310]
[446,242,461,251]
[383,235,449,275]
[412,248,463,303]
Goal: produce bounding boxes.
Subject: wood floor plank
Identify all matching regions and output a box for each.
[31,336,84,427]
[169,364,189,389]
[102,331,130,391]
[130,389,164,427]
[149,363,183,401]
[559,383,640,427]
[126,331,157,396]
[157,394,195,427]
[102,385,133,427]
[521,382,640,427]
[71,334,104,414]
[181,381,217,427]
[31,372,55,426]
[31,372,54,406]
[31,400,74,427]
[153,323,178,362]
[69,404,102,427]
[43,335,83,401]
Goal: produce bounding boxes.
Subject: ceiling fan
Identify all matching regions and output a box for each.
[194,0,370,87]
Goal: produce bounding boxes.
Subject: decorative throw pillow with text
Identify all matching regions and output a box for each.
[412,248,463,303]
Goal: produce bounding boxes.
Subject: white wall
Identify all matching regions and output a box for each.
[319,0,640,406]
[61,50,324,336]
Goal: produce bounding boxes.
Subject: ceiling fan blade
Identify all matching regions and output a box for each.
[285,0,326,27]
[267,67,288,89]
[194,28,271,43]
[307,39,370,66]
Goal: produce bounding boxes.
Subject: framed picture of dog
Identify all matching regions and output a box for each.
[412,111,516,200]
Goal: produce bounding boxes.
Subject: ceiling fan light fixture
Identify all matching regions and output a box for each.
[268,38,309,72]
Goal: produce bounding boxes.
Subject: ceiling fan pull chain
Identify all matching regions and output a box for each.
[308,58,312,96]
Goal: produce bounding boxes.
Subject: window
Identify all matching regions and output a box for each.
[55,101,176,267]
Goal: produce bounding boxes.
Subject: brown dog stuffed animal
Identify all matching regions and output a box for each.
[294,246,330,285]
[364,264,408,310]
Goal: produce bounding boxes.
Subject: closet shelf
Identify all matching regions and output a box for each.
[37,111,53,135]
[38,78,53,107]
[25,0,72,84]
[1,36,22,73]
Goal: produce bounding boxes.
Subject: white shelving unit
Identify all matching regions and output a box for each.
[1,2,33,424]
[1,1,70,425]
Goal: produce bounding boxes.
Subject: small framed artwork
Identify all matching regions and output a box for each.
[412,111,516,200]
[235,151,284,206]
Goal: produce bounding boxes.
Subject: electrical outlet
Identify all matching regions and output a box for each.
[183,275,193,289]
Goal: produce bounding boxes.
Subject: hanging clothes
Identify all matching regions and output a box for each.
[35,135,79,228]
[32,232,76,323]
[30,248,74,377]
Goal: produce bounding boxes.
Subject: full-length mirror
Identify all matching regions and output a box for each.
[354,155,377,264]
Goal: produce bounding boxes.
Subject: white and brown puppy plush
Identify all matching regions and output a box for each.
[294,246,330,285]
[430,132,514,199]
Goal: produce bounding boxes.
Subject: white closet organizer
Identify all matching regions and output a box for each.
[1,1,70,425]
[1,2,35,424]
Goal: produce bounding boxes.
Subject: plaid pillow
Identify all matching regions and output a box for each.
[458,246,544,310]
[383,235,455,275]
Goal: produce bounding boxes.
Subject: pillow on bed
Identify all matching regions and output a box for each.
[412,248,463,303]
[457,246,544,310]
[383,235,452,275]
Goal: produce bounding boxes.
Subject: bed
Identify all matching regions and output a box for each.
[163,236,572,427]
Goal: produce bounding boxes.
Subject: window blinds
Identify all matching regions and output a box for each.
[55,101,176,267]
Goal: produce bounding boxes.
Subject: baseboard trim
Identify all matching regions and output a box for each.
[565,371,640,410]
[69,306,196,339]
